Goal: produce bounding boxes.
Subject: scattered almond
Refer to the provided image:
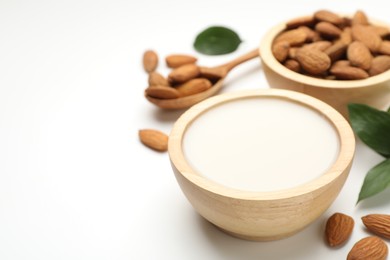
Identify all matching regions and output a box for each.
[165,54,197,68]
[139,129,168,152]
[302,41,332,51]
[325,213,354,247]
[324,41,348,62]
[347,236,388,260]
[362,214,390,239]
[143,50,158,73]
[145,85,181,99]
[339,27,353,45]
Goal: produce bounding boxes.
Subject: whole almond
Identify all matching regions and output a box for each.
[347,236,388,260]
[284,59,301,73]
[332,60,351,68]
[315,22,342,38]
[296,48,331,75]
[330,65,369,80]
[368,25,390,38]
[339,27,353,45]
[288,47,299,59]
[379,41,390,55]
[143,50,158,73]
[352,25,382,52]
[286,16,315,29]
[168,64,200,84]
[139,129,168,152]
[272,41,290,62]
[324,41,348,62]
[274,29,307,46]
[148,72,169,86]
[298,26,322,42]
[362,214,390,239]
[325,213,354,247]
[352,10,369,25]
[165,54,197,68]
[175,78,212,97]
[302,41,332,51]
[145,85,181,99]
[347,41,372,70]
[369,55,390,76]
[314,10,344,25]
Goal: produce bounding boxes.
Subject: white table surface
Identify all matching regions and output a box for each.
[1,0,389,259]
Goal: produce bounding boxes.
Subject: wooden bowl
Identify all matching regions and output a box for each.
[259,16,390,118]
[169,89,355,241]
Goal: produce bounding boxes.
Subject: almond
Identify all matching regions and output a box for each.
[379,41,390,55]
[325,213,354,247]
[148,72,169,86]
[352,25,382,52]
[168,64,200,84]
[139,129,168,152]
[298,26,322,42]
[314,10,344,25]
[347,41,372,70]
[315,22,342,38]
[272,41,290,62]
[368,25,390,38]
[339,27,353,45]
[369,55,390,76]
[362,214,390,239]
[143,50,158,73]
[288,47,299,59]
[330,65,369,80]
[352,10,369,25]
[324,41,348,62]
[286,16,315,29]
[284,59,301,73]
[347,236,388,260]
[165,54,197,68]
[296,48,331,75]
[331,60,350,69]
[302,41,332,51]
[274,29,307,46]
[175,78,212,97]
[145,85,181,99]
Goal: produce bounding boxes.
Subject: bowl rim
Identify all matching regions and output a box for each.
[259,15,390,89]
[168,89,355,200]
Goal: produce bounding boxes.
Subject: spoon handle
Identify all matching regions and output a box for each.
[222,49,260,72]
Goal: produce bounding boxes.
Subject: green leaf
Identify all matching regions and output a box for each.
[358,159,390,203]
[194,26,242,55]
[348,103,390,158]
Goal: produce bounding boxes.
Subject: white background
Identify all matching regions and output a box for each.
[0,0,389,259]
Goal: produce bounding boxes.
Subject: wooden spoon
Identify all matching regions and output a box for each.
[145,49,260,109]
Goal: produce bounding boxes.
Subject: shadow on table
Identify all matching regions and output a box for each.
[195,214,325,260]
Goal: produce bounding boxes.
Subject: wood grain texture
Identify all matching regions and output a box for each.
[168,89,355,241]
[259,16,390,118]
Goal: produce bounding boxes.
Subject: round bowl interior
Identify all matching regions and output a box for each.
[169,89,355,241]
[259,15,390,117]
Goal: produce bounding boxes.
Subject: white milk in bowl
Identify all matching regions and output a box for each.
[182,96,340,192]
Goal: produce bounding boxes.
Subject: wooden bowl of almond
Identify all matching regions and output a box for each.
[259,10,390,118]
